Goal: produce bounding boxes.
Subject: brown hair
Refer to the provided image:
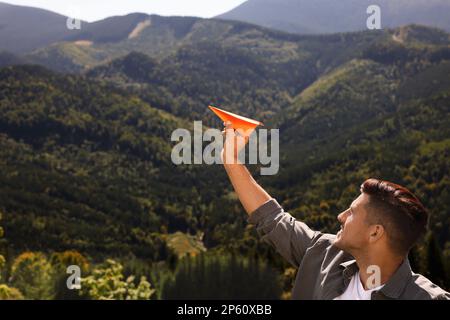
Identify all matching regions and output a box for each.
[361,178,429,255]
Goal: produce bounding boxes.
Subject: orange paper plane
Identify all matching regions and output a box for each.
[208,105,263,136]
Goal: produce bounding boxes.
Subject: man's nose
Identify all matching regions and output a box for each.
[337,210,348,224]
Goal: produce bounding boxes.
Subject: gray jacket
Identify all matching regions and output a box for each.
[249,199,450,300]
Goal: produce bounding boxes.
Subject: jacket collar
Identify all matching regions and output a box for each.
[378,259,413,299]
[339,259,413,299]
[339,260,359,287]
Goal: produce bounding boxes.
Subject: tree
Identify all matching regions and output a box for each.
[80,259,154,300]
[0,210,4,275]
[162,253,283,299]
[0,284,24,300]
[10,252,54,299]
[423,233,448,288]
[50,250,89,300]
[0,211,24,300]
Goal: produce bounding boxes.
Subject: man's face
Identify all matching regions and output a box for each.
[333,193,373,254]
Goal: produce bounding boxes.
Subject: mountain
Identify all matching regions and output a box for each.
[25,15,310,73]
[217,0,450,34]
[267,31,450,247]
[63,13,153,44]
[0,2,194,55]
[0,4,449,290]
[0,64,239,258]
[24,14,202,73]
[0,51,29,68]
[38,17,357,119]
[1,25,449,259]
[0,2,78,53]
[85,24,449,123]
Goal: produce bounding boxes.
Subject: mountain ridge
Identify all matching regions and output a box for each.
[218,0,450,34]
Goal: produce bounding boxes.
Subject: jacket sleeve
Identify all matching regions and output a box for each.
[248,198,323,268]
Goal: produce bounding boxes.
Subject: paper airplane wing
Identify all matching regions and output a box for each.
[208,105,263,135]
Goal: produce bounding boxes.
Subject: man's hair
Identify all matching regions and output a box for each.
[361,178,429,255]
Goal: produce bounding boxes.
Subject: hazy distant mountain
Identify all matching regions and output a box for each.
[217,0,450,34]
[2,0,450,56]
[24,16,299,73]
[0,51,30,67]
[0,2,77,53]
[0,2,162,53]
[62,12,156,43]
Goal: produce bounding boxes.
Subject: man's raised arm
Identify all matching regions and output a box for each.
[221,122,322,268]
[221,122,272,214]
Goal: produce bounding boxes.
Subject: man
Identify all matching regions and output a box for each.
[221,122,449,300]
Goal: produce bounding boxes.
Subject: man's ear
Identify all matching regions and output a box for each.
[368,224,384,243]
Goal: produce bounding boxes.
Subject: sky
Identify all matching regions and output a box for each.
[2,0,247,22]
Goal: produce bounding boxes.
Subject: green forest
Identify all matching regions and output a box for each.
[0,20,449,299]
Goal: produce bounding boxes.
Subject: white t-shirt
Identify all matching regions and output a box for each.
[334,272,385,300]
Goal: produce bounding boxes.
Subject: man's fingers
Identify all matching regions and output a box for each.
[222,121,235,137]
[223,121,233,130]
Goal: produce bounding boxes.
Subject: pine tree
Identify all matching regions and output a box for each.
[162,253,282,299]
[0,211,4,276]
[408,245,422,274]
[0,210,24,300]
[423,233,447,288]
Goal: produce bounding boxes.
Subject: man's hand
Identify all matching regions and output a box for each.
[221,121,271,215]
[221,121,250,165]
